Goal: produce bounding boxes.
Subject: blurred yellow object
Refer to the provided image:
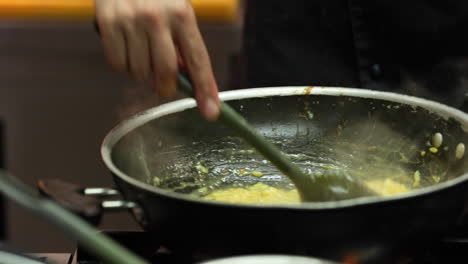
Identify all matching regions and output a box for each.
[0,0,239,22]
[192,0,239,22]
[203,183,300,204]
[202,178,411,204]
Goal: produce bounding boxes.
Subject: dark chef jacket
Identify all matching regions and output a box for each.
[243,0,468,110]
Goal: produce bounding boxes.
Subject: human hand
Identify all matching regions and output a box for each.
[95,0,220,120]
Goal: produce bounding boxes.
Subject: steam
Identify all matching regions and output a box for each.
[115,83,186,183]
[116,82,185,121]
[330,115,427,184]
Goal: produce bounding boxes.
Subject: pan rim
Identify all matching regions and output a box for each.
[101,86,468,209]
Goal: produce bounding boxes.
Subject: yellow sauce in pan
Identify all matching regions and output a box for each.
[203,182,300,204]
[201,179,410,204]
[364,178,410,196]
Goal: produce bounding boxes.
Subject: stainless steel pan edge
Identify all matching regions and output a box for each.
[101,86,468,209]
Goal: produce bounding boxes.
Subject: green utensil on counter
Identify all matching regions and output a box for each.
[0,170,148,264]
[177,74,320,202]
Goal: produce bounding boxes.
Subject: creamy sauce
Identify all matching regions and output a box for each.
[201,179,410,204]
[203,182,300,204]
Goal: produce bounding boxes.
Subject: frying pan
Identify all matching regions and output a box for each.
[43,87,468,262]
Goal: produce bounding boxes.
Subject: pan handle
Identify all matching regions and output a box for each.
[37,179,138,226]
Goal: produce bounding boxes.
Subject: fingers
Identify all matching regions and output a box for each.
[96,0,151,79]
[95,0,220,120]
[101,28,127,72]
[124,27,151,80]
[95,0,127,72]
[173,5,220,120]
[147,21,178,97]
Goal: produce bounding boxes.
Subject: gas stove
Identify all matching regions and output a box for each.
[32,231,464,264]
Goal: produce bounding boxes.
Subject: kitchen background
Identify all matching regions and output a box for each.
[0,14,243,252]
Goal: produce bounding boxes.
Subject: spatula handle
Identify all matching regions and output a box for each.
[177,74,319,201]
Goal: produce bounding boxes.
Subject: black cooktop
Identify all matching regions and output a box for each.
[75,231,468,264]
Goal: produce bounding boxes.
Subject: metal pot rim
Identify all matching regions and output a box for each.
[101,86,468,209]
[199,254,337,264]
